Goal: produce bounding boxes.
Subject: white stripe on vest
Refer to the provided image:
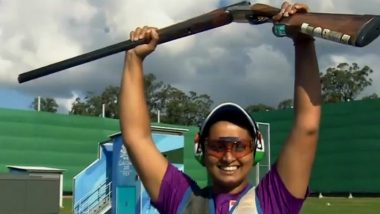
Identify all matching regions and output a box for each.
[231,186,259,214]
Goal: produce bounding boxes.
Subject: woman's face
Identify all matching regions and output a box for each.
[204,120,254,194]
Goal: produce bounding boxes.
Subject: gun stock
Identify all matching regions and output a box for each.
[18,1,380,83]
[250,4,380,47]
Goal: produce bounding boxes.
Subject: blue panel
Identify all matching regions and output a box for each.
[112,135,138,214]
[152,133,184,152]
[112,136,137,186]
[117,186,136,214]
[74,142,113,207]
[111,132,185,214]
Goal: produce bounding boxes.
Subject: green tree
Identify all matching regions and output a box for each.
[70,77,159,119]
[163,86,189,125]
[144,73,166,121]
[31,97,58,113]
[361,93,379,100]
[163,89,213,126]
[245,104,274,114]
[69,74,213,124]
[70,97,89,115]
[189,92,214,125]
[142,73,213,125]
[320,62,373,103]
[70,86,120,118]
[100,86,120,118]
[277,99,293,110]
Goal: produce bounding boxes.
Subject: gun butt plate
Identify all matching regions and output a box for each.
[356,16,380,47]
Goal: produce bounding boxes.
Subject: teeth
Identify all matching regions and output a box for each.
[220,166,238,171]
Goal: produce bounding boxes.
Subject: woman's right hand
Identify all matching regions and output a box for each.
[128,26,159,60]
[272,2,314,43]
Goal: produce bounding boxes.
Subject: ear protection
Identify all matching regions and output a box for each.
[194,125,265,166]
[253,131,265,164]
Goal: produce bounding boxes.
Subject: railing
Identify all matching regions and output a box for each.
[74,180,112,214]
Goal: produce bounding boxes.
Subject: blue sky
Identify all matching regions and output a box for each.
[1,0,380,114]
[0,89,33,110]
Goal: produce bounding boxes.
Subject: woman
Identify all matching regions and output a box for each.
[119,1,321,213]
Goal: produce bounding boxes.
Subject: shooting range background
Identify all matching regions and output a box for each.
[0,99,380,193]
[0,109,120,191]
[253,99,380,193]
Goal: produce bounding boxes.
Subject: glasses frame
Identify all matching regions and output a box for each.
[204,137,254,159]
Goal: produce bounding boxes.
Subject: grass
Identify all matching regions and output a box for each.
[59,196,380,214]
[302,197,380,214]
[59,197,72,214]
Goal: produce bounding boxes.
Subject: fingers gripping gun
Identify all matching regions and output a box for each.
[18,1,380,83]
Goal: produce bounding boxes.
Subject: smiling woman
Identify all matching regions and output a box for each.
[200,105,257,195]
[119,1,323,213]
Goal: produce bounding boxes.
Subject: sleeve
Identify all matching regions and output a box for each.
[255,164,309,214]
[151,163,197,214]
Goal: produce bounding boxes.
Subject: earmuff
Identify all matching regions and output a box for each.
[194,128,265,166]
[254,131,265,164]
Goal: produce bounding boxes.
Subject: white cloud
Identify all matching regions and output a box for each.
[0,0,97,84]
[105,0,218,55]
[245,44,291,84]
[0,0,380,112]
[55,90,87,113]
[56,96,75,113]
[0,57,13,82]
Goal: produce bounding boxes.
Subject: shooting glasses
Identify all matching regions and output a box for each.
[205,137,254,159]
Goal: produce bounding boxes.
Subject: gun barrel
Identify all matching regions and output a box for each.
[18,39,145,83]
[18,4,236,83]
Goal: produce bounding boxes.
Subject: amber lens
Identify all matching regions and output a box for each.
[205,138,253,158]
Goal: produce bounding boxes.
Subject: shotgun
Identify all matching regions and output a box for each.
[18,1,380,83]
